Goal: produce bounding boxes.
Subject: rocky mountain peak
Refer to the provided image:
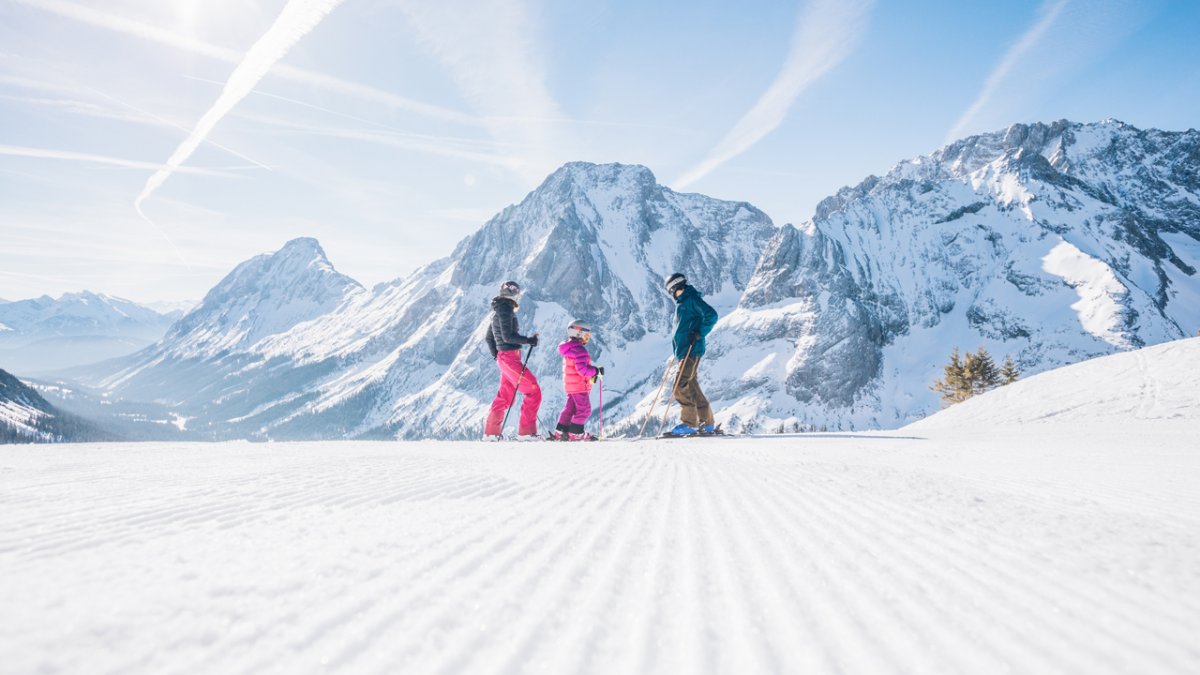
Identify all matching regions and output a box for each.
[160,237,365,358]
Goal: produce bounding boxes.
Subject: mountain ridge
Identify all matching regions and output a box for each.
[0,291,181,375]
[70,119,1200,438]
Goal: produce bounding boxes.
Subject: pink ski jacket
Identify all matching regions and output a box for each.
[559,339,598,394]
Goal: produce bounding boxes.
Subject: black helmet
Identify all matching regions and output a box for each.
[664,272,687,294]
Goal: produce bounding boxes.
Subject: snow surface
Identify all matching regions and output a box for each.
[7,336,1198,673]
[2,425,1197,674]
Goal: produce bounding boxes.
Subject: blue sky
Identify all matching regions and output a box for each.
[1,0,1197,304]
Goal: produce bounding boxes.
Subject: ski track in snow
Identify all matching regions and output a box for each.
[1,429,1198,675]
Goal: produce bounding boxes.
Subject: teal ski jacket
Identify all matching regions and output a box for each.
[671,285,718,359]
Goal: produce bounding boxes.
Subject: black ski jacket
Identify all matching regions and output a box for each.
[486,297,535,357]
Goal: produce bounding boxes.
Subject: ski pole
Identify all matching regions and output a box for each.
[598,374,603,440]
[500,344,535,435]
[638,355,676,438]
[656,341,694,438]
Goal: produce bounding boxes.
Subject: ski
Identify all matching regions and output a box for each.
[652,424,734,440]
[654,431,733,440]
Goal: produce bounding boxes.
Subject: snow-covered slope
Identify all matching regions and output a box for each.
[0,368,112,443]
[0,292,179,374]
[3,424,1197,673]
[716,120,1199,430]
[907,336,1200,430]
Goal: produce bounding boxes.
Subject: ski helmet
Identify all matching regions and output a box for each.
[498,280,522,300]
[566,320,591,341]
[664,272,687,294]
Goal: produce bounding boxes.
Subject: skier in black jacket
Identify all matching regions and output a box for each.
[483,280,542,438]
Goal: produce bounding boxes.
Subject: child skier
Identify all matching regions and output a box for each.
[554,320,605,441]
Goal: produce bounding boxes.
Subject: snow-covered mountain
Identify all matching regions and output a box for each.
[87,237,366,418]
[158,237,365,359]
[715,119,1199,429]
[0,292,181,375]
[82,164,774,438]
[75,121,1200,438]
[0,368,113,443]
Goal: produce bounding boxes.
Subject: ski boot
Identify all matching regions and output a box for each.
[668,423,697,437]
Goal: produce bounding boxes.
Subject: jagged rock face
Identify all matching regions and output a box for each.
[449,163,772,339]
[726,120,1199,429]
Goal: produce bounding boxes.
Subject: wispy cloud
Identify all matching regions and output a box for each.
[944,0,1069,144]
[675,0,874,189]
[11,0,478,127]
[0,83,272,170]
[391,0,569,181]
[255,122,526,170]
[0,144,249,177]
[134,0,345,212]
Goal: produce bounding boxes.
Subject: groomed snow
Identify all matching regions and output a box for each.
[2,423,1198,674]
[4,337,1198,673]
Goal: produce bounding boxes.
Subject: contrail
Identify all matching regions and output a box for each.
[135,0,346,213]
[10,0,478,127]
[674,0,874,189]
[0,144,246,177]
[83,85,273,171]
[944,0,1069,144]
[0,72,272,170]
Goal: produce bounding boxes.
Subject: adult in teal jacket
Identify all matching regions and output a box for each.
[665,272,718,435]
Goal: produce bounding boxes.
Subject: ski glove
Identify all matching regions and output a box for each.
[591,366,605,383]
[688,330,700,345]
[527,335,539,347]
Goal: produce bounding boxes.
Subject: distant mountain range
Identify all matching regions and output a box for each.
[63,119,1200,439]
[0,368,115,443]
[0,292,181,375]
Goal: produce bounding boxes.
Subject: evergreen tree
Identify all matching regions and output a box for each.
[964,346,1000,396]
[931,345,1007,406]
[930,347,970,406]
[1000,355,1020,385]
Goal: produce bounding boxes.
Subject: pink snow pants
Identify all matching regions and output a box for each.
[484,349,542,436]
[556,392,592,428]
